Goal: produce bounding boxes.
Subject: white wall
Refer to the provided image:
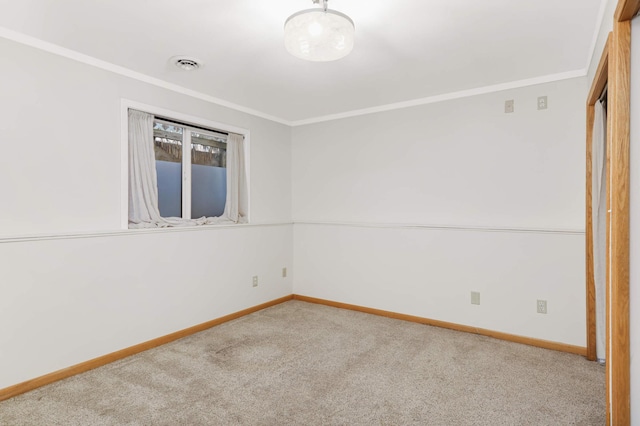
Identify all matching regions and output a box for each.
[630,16,639,426]
[0,226,292,388]
[0,38,291,237]
[0,37,293,389]
[293,80,585,230]
[0,22,597,392]
[588,0,618,83]
[292,78,587,346]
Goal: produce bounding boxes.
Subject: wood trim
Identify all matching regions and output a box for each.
[585,103,597,362]
[606,86,613,426]
[293,295,587,356]
[607,18,631,426]
[615,0,640,21]
[0,295,293,402]
[585,35,610,362]
[0,293,592,404]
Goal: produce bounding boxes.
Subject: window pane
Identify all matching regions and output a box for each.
[191,131,227,218]
[154,122,183,218]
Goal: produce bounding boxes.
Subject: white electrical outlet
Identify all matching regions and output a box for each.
[252,276,258,287]
[471,291,480,305]
[537,96,548,110]
[282,267,287,278]
[537,299,547,314]
[505,100,514,113]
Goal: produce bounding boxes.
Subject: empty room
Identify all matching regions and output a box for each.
[0,0,638,424]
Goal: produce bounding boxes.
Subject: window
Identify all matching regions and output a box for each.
[153,119,228,219]
[127,107,247,228]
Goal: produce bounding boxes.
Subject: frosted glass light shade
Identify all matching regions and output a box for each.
[284,9,355,62]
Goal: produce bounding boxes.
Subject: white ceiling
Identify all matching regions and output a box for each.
[0,0,604,123]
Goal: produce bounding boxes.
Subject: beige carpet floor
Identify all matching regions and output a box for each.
[1,300,604,425]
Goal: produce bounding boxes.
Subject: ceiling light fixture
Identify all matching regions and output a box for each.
[284,0,355,62]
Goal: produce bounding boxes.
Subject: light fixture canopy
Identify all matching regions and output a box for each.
[284,0,355,62]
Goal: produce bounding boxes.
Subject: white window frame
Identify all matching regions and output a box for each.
[120,99,251,229]
[154,118,229,219]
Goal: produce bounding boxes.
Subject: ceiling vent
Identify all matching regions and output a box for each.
[171,56,202,71]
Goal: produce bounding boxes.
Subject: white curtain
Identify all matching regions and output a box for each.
[222,132,248,223]
[128,109,247,228]
[128,109,166,226]
[592,99,607,362]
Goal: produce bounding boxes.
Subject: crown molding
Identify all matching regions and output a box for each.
[0,26,292,126]
[289,69,587,126]
[1,26,590,128]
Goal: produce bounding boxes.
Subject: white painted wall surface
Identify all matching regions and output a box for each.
[0,226,292,389]
[292,78,587,346]
[293,79,586,230]
[588,0,618,83]
[0,37,292,237]
[294,224,585,345]
[0,37,292,389]
[629,17,639,426]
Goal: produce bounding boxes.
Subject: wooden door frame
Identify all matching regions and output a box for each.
[607,15,632,426]
[585,1,637,424]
